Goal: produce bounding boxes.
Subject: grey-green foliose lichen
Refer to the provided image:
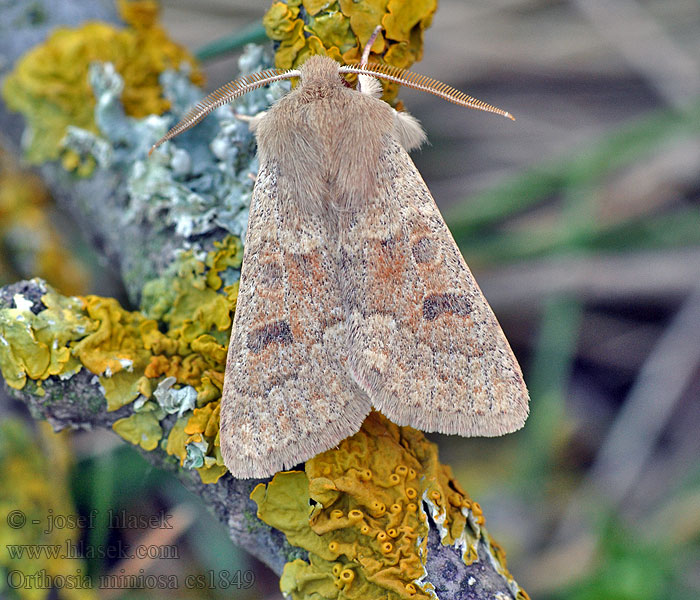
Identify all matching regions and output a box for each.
[63,44,288,242]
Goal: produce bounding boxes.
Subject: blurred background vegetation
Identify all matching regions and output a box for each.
[1,0,699,599]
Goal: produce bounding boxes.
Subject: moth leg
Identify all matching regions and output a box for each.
[235,110,267,132]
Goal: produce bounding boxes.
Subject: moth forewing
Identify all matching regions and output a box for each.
[341,137,529,437]
[151,55,528,479]
[219,158,372,478]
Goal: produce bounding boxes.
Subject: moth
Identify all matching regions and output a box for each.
[151,53,529,479]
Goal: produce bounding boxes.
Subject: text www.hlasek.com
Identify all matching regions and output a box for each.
[6,540,178,560]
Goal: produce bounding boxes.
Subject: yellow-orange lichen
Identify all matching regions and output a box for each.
[0,420,96,600]
[0,236,242,484]
[251,411,526,600]
[262,0,437,103]
[2,0,203,172]
[0,148,89,293]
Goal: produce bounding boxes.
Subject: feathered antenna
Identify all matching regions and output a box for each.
[340,62,515,120]
[149,68,300,155]
[149,51,513,155]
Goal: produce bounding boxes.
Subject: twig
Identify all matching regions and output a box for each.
[553,281,700,542]
[478,248,700,309]
[571,0,700,109]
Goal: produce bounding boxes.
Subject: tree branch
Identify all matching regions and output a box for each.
[0,1,527,598]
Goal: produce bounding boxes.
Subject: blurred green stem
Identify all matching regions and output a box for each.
[195,22,267,62]
[516,296,582,492]
[447,97,700,245]
[84,450,115,578]
[460,205,700,266]
[515,187,589,490]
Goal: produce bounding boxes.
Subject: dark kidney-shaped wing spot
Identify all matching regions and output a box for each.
[247,320,293,353]
[412,237,437,263]
[381,237,399,252]
[423,293,472,321]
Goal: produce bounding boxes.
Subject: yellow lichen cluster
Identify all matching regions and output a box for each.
[262,0,437,102]
[0,419,96,600]
[164,393,227,483]
[0,236,242,484]
[0,148,89,294]
[0,292,92,391]
[251,412,526,600]
[1,0,203,174]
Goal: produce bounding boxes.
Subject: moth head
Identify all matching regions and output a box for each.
[149,56,514,155]
[297,55,344,89]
